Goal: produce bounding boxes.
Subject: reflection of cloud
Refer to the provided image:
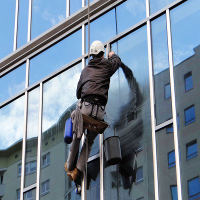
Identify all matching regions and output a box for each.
[42,64,81,132]
[125,0,146,16]
[27,88,40,139]
[173,43,194,66]
[8,81,25,98]
[0,97,24,150]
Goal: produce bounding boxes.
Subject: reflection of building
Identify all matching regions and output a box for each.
[155,45,200,199]
[0,0,200,200]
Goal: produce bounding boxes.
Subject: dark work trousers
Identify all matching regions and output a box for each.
[67,101,105,172]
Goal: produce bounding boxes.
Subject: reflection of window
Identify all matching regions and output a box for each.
[0,174,3,184]
[24,190,33,200]
[136,167,143,183]
[25,161,37,175]
[185,105,195,125]
[168,150,175,168]
[42,153,50,168]
[164,83,171,99]
[184,72,193,92]
[16,189,20,200]
[18,164,22,176]
[41,180,50,195]
[170,185,178,200]
[186,140,197,160]
[166,124,173,133]
[188,177,200,200]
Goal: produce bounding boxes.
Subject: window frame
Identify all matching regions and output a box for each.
[41,179,50,196]
[188,176,200,200]
[168,150,176,168]
[184,71,193,92]
[136,166,143,184]
[184,105,195,126]
[164,83,171,100]
[186,140,198,161]
[42,152,50,168]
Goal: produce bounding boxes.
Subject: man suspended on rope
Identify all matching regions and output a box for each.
[64,40,122,181]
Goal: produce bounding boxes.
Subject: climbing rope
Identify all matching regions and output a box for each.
[88,0,90,61]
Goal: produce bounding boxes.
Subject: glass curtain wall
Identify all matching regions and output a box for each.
[103,26,154,200]
[41,63,82,199]
[170,0,200,199]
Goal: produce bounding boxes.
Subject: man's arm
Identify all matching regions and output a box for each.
[107,51,122,76]
[76,76,82,99]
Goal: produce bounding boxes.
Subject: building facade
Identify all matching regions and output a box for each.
[0,0,200,200]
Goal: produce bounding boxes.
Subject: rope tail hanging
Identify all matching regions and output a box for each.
[88,0,90,61]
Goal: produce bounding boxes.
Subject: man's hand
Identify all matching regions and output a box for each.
[108,51,115,58]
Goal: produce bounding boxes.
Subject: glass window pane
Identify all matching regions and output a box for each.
[25,87,40,187]
[185,106,195,125]
[185,72,193,92]
[0,0,16,60]
[31,0,66,40]
[188,177,200,198]
[104,26,154,199]
[0,96,24,199]
[29,29,81,86]
[152,14,172,125]
[70,0,82,15]
[24,188,36,200]
[171,0,200,198]
[116,0,146,34]
[86,9,116,53]
[17,0,29,48]
[0,63,26,104]
[150,0,175,15]
[171,186,178,200]
[41,63,82,199]
[187,141,197,160]
[168,151,175,168]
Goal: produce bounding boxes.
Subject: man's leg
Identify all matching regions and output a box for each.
[66,134,81,171]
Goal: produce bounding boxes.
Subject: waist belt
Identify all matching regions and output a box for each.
[83,95,106,106]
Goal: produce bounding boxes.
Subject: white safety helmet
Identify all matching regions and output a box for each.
[90,40,105,55]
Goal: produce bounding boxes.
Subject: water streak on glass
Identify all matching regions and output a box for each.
[0,0,16,60]
[171,0,200,198]
[29,29,82,86]
[17,0,29,49]
[0,63,26,104]
[31,0,66,40]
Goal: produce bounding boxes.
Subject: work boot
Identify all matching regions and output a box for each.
[67,168,80,181]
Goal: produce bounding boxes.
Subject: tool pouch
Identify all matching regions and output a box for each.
[64,118,73,144]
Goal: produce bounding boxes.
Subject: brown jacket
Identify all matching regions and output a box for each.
[76,54,121,104]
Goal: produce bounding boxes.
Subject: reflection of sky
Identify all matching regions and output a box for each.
[0,0,15,60]
[0,63,26,104]
[116,0,146,34]
[151,14,169,75]
[70,0,82,15]
[86,9,116,52]
[171,0,200,66]
[17,0,29,49]
[0,96,25,150]
[29,29,82,86]
[27,87,40,139]
[31,0,66,40]
[42,63,82,132]
[150,0,175,15]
